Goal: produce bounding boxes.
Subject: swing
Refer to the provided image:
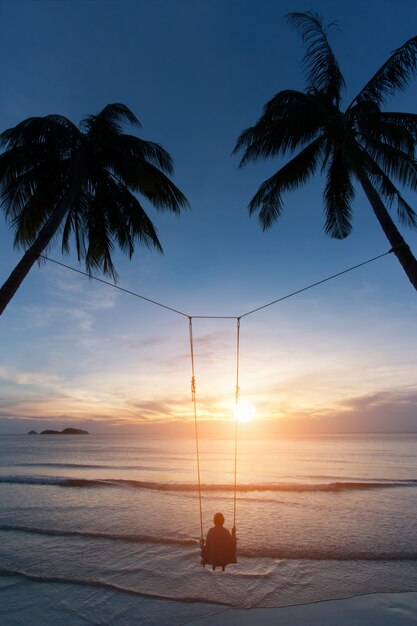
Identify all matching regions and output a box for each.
[200,511,237,571]
[188,316,240,571]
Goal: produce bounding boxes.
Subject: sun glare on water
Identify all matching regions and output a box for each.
[236,399,256,423]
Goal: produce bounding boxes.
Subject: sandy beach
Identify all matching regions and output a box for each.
[190,592,417,625]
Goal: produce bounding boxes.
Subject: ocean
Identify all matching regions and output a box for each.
[1,433,417,625]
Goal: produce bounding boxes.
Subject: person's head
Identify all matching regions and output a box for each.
[213,512,225,526]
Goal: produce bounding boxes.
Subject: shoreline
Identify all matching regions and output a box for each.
[1,575,417,626]
[188,592,417,625]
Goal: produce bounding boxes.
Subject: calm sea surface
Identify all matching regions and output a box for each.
[1,433,417,625]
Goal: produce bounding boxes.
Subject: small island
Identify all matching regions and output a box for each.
[27,430,38,435]
[40,428,89,435]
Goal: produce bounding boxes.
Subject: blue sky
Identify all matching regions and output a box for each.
[0,0,416,434]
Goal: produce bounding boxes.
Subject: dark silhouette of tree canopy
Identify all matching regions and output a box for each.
[234,12,417,291]
[0,103,188,314]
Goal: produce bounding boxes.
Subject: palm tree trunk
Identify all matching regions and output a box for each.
[0,183,80,315]
[357,171,417,292]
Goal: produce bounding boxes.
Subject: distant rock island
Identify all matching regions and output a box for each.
[39,428,90,435]
[27,430,38,435]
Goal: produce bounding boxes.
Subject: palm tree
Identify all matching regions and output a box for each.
[0,103,188,315]
[233,12,417,291]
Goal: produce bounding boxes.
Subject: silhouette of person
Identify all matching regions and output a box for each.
[200,512,237,571]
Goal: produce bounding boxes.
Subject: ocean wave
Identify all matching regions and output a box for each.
[0,524,196,547]
[0,568,229,606]
[1,524,417,562]
[1,475,416,493]
[237,547,417,561]
[16,462,166,471]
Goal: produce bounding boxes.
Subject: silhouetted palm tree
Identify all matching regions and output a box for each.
[234,12,417,291]
[0,103,188,314]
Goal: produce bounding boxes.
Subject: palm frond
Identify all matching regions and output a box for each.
[373,118,415,154]
[397,194,417,228]
[81,188,117,280]
[99,103,141,127]
[104,181,163,253]
[97,134,175,179]
[286,11,345,105]
[233,90,328,165]
[94,178,138,258]
[350,36,417,108]
[119,161,189,213]
[81,103,141,135]
[76,173,163,280]
[357,133,417,190]
[10,179,65,247]
[358,150,417,228]
[323,147,354,238]
[351,104,416,154]
[60,189,95,260]
[379,112,417,144]
[361,154,398,208]
[85,229,117,280]
[61,208,78,256]
[0,115,80,150]
[118,135,174,173]
[0,145,62,184]
[248,137,325,229]
[1,160,68,223]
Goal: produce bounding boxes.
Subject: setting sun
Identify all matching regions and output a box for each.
[236,399,257,423]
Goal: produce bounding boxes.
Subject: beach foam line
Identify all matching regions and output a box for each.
[2,524,417,562]
[1,475,416,493]
[0,568,230,606]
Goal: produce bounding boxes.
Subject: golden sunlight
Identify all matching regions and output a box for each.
[236,399,256,423]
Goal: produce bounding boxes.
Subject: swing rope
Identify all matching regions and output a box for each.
[188,317,204,542]
[35,249,397,541]
[233,317,240,529]
[188,315,241,538]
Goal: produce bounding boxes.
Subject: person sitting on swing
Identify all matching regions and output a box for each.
[200,512,237,571]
